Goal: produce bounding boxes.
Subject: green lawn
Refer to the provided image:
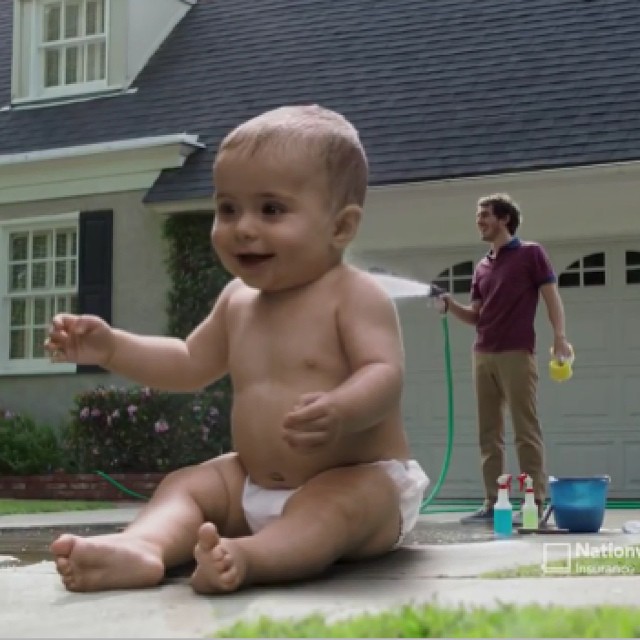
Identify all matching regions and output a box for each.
[0,499,115,515]
[218,604,640,638]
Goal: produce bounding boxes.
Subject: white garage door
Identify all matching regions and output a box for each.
[377,240,640,499]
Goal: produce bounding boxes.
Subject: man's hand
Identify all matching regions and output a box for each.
[282,392,344,453]
[552,335,573,362]
[433,292,450,314]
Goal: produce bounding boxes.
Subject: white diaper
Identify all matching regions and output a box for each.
[241,459,429,548]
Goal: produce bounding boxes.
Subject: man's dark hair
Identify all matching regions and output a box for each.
[478,193,521,235]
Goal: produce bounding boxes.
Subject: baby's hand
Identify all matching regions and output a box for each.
[45,313,115,365]
[282,392,343,453]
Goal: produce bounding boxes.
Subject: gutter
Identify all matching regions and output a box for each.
[0,133,204,167]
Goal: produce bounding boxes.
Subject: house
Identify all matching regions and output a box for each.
[1,0,639,498]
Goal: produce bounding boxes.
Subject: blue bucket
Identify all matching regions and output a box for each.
[549,475,610,533]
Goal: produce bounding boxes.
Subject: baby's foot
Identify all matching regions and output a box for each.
[50,533,164,592]
[190,523,247,594]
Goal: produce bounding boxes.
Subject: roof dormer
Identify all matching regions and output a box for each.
[11,0,196,105]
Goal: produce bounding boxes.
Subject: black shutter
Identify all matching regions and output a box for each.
[77,210,113,374]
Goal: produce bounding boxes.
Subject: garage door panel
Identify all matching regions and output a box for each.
[545,436,618,483]
[622,373,640,418]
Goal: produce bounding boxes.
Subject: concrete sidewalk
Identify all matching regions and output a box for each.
[1,507,640,638]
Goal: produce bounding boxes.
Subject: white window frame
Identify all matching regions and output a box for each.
[12,0,125,103]
[0,212,79,375]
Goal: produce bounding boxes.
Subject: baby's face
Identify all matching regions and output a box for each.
[212,149,338,292]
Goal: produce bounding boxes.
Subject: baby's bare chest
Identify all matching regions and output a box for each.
[228,301,344,375]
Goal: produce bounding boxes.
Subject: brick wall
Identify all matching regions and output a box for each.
[0,473,166,501]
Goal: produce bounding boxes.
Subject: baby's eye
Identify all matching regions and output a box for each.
[262,202,286,217]
[216,202,237,217]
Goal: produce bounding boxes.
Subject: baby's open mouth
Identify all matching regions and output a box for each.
[236,253,275,266]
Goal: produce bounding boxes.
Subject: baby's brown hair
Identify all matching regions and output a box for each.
[216,105,369,211]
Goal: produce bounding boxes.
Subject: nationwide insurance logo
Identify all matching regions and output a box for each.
[542,542,639,575]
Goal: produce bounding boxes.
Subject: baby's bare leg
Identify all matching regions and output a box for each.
[191,464,400,593]
[51,452,249,592]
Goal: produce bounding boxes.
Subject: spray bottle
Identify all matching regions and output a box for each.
[494,474,513,536]
[518,473,538,530]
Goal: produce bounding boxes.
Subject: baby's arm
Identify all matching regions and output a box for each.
[330,272,404,433]
[51,279,239,392]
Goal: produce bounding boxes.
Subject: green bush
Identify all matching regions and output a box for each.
[65,385,232,473]
[0,410,63,475]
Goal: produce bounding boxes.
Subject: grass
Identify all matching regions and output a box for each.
[482,545,640,578]
[0,499,115,515]
[217,603,640,638]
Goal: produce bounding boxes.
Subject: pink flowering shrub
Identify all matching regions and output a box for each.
[66,384,231,472]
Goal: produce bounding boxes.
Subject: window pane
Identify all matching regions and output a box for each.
[56,296,68,313]
[436,268,450,279]
[566,260,580,270]
[10,299,27,326]
[432,279,449,292]
[71,231,77,255]
[70,259,77,286]
[32,329,47,358]
[32,233,50,259]
[453,278,472,294]
[10,330,26,359]
[584,271,605,286]
[55,260,68,287]
[10,234,28,261]
[558,272,580,288]
[453,261,473,277]
[32,262,48,289]
[43,3,61,41]
[70,295,79,313]
[65,46,82,84]
[583,252,605,268]
[10,264,27,291]
[626,251,640,267]
[86,0,105,35]
[627,269,640,285]
[44,48,61,87]
[86,42,106,81]
[55,232,67,257]
[65,2,81,38]
[34,298,48,325]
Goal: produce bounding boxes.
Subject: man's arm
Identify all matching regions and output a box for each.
[441,294,481,326]
[539,282,572,359]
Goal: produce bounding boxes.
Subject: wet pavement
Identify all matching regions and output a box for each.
[1,506,640,638]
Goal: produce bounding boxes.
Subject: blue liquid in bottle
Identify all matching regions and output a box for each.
[493,508,513,536]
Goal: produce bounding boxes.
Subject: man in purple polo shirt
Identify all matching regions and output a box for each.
[440,193,572,524]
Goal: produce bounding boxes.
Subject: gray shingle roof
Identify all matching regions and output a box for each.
[1,0,640,203]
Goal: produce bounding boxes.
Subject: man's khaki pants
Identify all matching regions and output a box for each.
[473,350,546,504]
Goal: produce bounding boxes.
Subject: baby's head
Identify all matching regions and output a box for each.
[212,106,369,292]
[215,105,368,213]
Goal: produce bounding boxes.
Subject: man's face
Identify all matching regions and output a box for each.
[211,148,337,293]
[475,204,506,242]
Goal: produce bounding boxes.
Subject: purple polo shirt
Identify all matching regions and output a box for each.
[471,238,556,353]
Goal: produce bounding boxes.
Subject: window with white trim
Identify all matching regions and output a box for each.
[625,251,640,285]
[11,0,124,102]
[558,252,606,288]
[41,0,107,90]
[0,214,79,373]
[433,260,474,294]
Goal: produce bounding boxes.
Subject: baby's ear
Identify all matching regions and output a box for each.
[332,205,362,249]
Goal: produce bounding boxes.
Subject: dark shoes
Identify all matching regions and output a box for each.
[460,505,494,525]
